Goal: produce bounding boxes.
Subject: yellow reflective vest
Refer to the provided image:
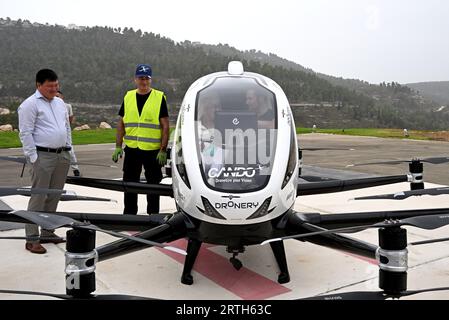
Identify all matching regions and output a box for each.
[123,89,164,151]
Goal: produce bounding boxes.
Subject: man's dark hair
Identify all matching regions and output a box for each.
[36,69,58,84]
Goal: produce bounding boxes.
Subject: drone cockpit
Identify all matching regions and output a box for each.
[195,76,277,192]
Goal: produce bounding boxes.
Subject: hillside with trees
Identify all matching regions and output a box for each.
[407,81,449,106]
[0,18,447,130]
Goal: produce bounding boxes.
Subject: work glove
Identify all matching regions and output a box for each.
[204,143,215,157]
[156,150,167,166]
[112,147,123,163]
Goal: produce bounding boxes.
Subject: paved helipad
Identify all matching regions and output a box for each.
[1,134,449,300]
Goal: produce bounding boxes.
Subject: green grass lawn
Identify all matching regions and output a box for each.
[0,131,22,148]
[296,127,436,141]
[1,127,446,149]
[72,129,116,145]
[0,128,176,148]
[0,129,116,148]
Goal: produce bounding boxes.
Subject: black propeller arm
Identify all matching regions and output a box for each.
[297,175,408,196]
[66,176,174,197]
[283,211,378,260]
[3,210,186,255]
[265,211,449,245]
[96,212,188,262]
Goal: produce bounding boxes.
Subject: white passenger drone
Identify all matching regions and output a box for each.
[3,61,449,300]
[171,61,298,226]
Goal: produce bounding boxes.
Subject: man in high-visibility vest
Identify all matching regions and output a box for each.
[112,64,169,215]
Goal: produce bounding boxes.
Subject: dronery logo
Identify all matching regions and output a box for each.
[214,201,259,210]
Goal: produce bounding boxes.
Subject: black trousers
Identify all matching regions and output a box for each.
[122,147,162,215]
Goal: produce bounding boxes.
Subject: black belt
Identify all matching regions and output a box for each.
[36,146,71,153]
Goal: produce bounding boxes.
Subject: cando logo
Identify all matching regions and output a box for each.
[208,167,256,178]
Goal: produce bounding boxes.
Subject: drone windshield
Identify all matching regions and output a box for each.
[195,77,277,192]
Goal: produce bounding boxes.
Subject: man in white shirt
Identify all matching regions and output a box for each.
[18,69,72,254]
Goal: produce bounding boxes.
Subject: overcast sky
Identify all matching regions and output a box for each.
[1,0,448,84]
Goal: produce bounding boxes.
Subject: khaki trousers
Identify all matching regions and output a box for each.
[26,150,70,243]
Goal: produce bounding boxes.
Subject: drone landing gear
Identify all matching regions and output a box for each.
[230,254,243,270]
[181,238,202,285]
[270,241,290,284]
[227,246,245,271]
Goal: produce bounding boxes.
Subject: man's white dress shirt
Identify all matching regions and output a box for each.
[18,90,72,163]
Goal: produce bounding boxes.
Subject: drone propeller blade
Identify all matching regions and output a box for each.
[400,214,449,230]
[0,155,118,169]
[420,157,449,164]
[0,236,65,241]
[261,214,449,245]
[353,187,449,200]
[0,155,26,164]
[301,286,449,300]
[409,236,449,246]
[85,294,153,300]
[11,210,79,230]
[8,210,186,255]
[301,291,388,300]
[0,187,65,197]
[81,225,186,255]
[66,177,174,197]
[346,160,407,167]
[70,161,119,169]
[347,156,449,167]
[0,289,153,300]
[2,187,116,202]
[0,289,72,300]
[58,194,117,202]
[297,175,408,196]
[301,147,355,151]
[300,175,337,182]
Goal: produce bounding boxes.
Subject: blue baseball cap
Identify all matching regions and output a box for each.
[135,64,152,78]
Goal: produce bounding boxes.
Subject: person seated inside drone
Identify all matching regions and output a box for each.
[245,89,275,129]
[197,93,224,185]
[244,89,275,186]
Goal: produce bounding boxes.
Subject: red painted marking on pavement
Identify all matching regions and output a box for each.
[157,239,291,300]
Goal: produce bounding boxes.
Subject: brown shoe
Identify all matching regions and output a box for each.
[25,243,47,254]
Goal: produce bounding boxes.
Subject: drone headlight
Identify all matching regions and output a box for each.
[282,119,298,189]
[175,161,190,189]
[247,197,273,220]
[199,196,226,220]
[174,134,191,189]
